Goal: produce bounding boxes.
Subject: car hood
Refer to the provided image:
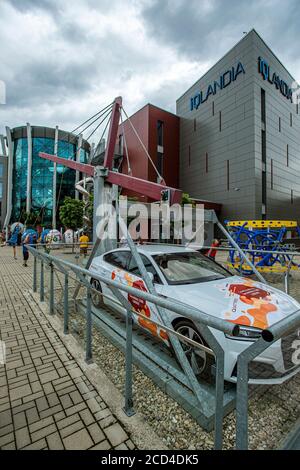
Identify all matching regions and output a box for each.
[161,276,300,330]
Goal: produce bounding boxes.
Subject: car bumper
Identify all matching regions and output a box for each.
[217,329,300,385]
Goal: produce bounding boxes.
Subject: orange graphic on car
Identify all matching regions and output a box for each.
[227,283,278,329]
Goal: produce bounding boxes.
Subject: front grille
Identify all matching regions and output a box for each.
[281,329,300,370]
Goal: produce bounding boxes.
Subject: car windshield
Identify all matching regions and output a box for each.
[153,251,230,285]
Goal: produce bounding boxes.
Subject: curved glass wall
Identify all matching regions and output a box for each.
[11,127,89,226]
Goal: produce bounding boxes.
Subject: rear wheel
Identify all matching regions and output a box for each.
[174,320,214,377]
[90,279,103,308]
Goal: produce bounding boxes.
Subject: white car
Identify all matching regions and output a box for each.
[89,245,300,384]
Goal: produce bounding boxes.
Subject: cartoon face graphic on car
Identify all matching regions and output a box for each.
[227,282,278,329]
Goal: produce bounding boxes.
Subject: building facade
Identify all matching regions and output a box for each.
[0,136,8,229]
[3,125,90,228]
[117,103,180,201]
[177,29,300,221]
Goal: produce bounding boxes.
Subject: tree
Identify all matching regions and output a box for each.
[59,197,84,230]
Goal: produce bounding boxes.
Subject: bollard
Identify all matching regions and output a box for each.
[64,274,69,334]
[49,263,54,314]
[33,256,37,293]
[123,309,135,416]
[85,287,93,363]
[40,260,44,302]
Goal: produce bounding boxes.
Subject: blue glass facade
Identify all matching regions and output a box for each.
[11,126,90,225]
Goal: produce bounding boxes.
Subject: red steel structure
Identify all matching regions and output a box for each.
[39,97,182,204]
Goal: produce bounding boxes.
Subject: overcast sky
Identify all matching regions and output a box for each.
[0,0,299,143]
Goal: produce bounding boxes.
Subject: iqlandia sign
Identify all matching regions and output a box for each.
[190,62,245,111]
[258,56,293,103]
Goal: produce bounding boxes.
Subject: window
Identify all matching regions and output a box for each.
[0,163,3,178]
[103,251,131,270]
[127,254,161,284]
[227,160,229,191]
[212,101,215,116]
[0,182,2,199]
[271,159,273,190]
[157,152,163,176]
[157,120,164,147]
[219,111,222,132]
[290,113,293,127]
[261,89,266,123]
[279,117,281,132]
[153,252,230,285]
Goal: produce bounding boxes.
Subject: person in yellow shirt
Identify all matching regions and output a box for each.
[79,232,89,257]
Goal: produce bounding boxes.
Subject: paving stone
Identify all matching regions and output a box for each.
[16,426,31,449]
[31,424,57,442]
[88,423,105,444]
[60,420,85,438]
[90,439,111,450]
[0,409,12,428]
[9,384,32,401]
[104,423,128,447]
[46,431,64,450]
[0,432,15,448]
[39,370,59,384]
[23,438,47,450]
[79,409,95,426]
[63,428,93,450]
[13,411,27,430]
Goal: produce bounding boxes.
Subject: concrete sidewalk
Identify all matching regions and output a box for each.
[0,246,163,450]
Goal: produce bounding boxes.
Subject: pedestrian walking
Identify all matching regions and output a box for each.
[79,232,89,258]
[7,223,21,259]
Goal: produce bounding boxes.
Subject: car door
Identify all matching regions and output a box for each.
[100,250,131,312]
[126,254,170,344]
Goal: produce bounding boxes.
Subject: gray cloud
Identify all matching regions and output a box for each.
[141,0,300,64]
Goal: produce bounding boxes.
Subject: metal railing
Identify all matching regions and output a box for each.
[26,244,300,450]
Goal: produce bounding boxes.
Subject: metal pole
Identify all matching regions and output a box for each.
[124,309,135,416]
[33,256,37,292]
[284,255,294,295]
[40,260,44,302]
[52,125,59,229]
[49,263,54,314]
[216,219,267,284]
[64,274,69,334]
[85,286,93,363]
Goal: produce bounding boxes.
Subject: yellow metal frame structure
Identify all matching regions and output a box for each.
[227,220,297,229]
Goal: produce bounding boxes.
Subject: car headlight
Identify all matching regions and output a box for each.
[226,325,262,341]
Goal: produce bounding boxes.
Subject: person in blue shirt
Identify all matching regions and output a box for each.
[22,230,37,267]
[8,223,21,260]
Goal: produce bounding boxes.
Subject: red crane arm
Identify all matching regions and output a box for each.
[39,152,182,204]
[39,97,182,205]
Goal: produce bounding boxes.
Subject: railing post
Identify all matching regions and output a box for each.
[85,286,93,363]
[124,309,135,417]
[40,259,44,302]
[49,263,54,314]
[33,255,37,293]
[64,274,69,334]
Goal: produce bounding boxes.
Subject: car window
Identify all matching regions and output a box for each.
[153,251,230,285]
[103,251,130,270]
[127,254,162,284]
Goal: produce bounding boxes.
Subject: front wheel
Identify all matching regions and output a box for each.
[90,279,103,308]
[174,320,214,377]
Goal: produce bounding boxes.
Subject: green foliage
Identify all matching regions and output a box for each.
[181,192,194,205]
[59,197,84,230]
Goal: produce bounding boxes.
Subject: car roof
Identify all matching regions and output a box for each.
[106,244,196,256]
